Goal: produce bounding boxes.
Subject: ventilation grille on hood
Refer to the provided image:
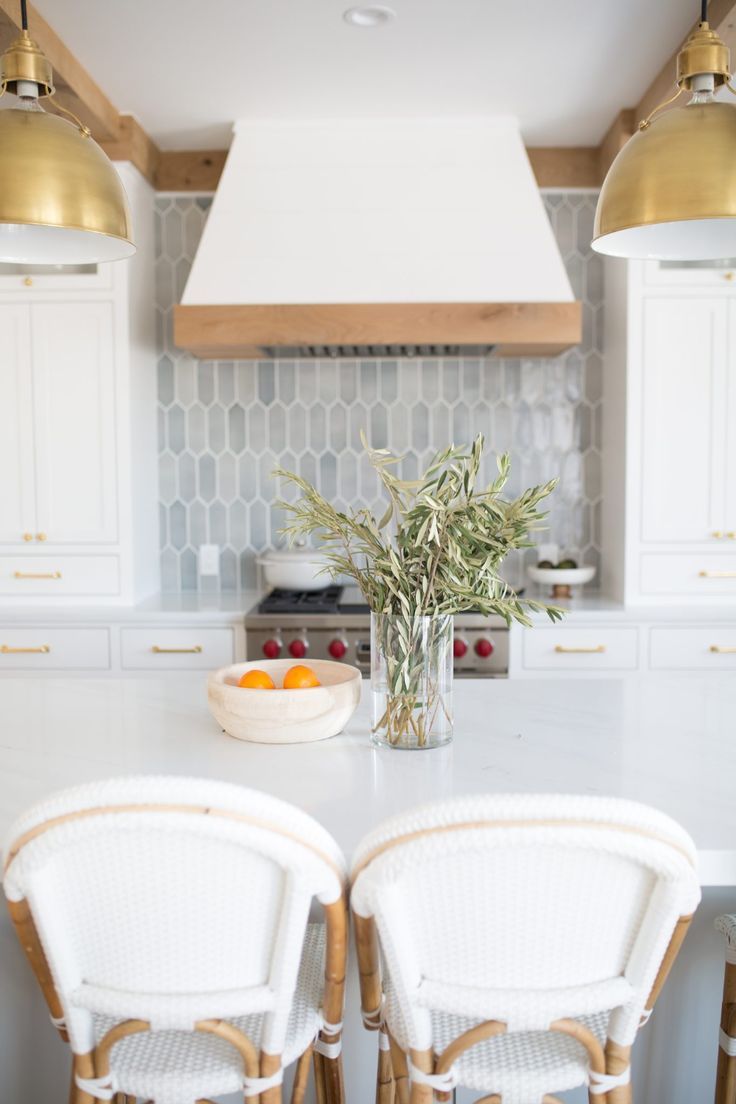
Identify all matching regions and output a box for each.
[261,343,496,359]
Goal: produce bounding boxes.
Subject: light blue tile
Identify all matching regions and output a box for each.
[481,361,503,403]
[584,449,602,501]
[157,406,166,451]
[359,361,378,403]
[319,360,339,403]
[218,452,237,504]
[585,353,603,402]
[462,360,481,403]
[504,362,521,403]
[167,405,186,453]
[180,548,198,591]
[431,404,450,448]
[207,405,226,454]
[239,453,257,501]
[161,548,179,593]
[237,363,257,404]
[170,501,187,550]
[320,452,338,501]
[229,501,248,548]
[268,403,287,451]
[155,259,174,312]
[250,499,268,547]
[400,362,420,404]
[176,355,196,408]
[339,451,358,502]
[309,405,326,451]
[287,403,307,455]
[339,362,357,403]
[228,404,246,453]
[329,404,348,453]
[174,257,191,300]
[258,362,275,405]
[248,404,267,453]
[241,551,258,589]
[220,547,238,590]
[299,362,318,405]
[278,361,296,404]
[422,360,439,403]
[411,402,429,451]
[159,453,176,505]
[187,405,206,454]
[189,500,207,547]
[299,451,318,488]
[370,403,388,448]
[158,355,174,406]
[441,360,460,403]
[209,501,227,545]
[163,207,183,260]
[349,403,368,451]
[199,455,216,502]
[452,402,470,445]
[178,451,196,502]
[198,363,215,405]
[379,362,398,403]
[217,362,235,405]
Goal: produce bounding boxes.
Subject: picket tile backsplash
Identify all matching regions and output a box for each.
[156,192,603,592]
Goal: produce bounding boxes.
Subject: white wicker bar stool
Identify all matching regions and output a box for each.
[351,794,700,1104]
[714,915,736,1103]
[2,775,347,1104]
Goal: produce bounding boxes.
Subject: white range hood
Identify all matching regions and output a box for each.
[174,117,581,359]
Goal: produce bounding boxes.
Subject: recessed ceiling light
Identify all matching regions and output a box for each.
[343,6,396,28]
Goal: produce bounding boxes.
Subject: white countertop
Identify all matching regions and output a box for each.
[0,591,260,624]
[0,675,734,885]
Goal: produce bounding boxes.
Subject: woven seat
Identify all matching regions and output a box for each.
[351,793,701,1104]
[3,776,347,1104]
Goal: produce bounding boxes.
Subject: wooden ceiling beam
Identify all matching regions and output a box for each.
[526,147,600,188]
[155,150,229,192]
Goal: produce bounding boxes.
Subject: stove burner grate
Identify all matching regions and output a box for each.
[257,586,342,616]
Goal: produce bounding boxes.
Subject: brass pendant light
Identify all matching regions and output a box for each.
[593,1,736,260]
[0,0,134,263]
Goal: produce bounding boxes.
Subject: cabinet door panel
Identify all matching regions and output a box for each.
[0,305,35,543]
[31,302,118,543]
[640,297,726,543]
[727,301,736,536]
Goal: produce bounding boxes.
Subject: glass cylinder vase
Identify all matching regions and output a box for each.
[371,612,453,749]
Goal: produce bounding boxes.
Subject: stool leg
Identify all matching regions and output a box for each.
[602,1041,632,1104]
[376,1029,394,1104]
[408,1048,433,1104]
[69,1054,96,1104]
[716,960,736,1104]
[291,1046,313,1104]
[388,1035,409,1104]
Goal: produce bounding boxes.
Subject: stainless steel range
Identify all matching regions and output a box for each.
[245,585,509,678]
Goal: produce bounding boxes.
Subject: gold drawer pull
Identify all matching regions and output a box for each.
[699,571,736,578]
[151,645,203,654]
[554,644,607,654]
[712,531,724,539]
[14,570,62,580]
[710,645,736,654]
[0,644,50,654]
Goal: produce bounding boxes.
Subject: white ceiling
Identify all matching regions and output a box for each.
[33,0,699,148]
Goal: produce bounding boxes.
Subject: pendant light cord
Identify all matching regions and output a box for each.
[19,0,27,30]
[701,0,708,23]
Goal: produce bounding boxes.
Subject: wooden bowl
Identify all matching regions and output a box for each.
[207,659,362,744]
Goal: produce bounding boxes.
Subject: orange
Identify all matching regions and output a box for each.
[238,668,276,690]
[283,664,321,689]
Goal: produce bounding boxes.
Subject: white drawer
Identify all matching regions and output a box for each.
[640,554,736,598]
[650,627,736,670]
[522,626,639,672]
[0,556,120,597]
[0,627,110,669]
[121,627,235,670]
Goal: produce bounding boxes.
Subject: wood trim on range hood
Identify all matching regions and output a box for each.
[174,301,582,359]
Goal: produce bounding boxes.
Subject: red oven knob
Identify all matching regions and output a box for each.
[288,638,307,658]
[262,638,282,659]
[475,638,494,658]
[453,638,468,658]
[328,638,347,659]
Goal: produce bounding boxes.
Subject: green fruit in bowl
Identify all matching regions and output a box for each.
[537,559,555,569]
[557,558,578,570]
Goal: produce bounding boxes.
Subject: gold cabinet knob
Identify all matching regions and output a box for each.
[22,532,33,541]
[712,530,723,538]
[36,532,47,541]
[725,272,735,281]
[22,276,33,287]
[727,532,736,540]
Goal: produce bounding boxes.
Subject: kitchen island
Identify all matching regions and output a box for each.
[1,675,734,1103]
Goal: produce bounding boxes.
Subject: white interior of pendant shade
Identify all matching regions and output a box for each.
[592,218,736,261]
[0,222,136,264]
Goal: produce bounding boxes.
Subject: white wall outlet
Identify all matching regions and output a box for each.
[198,544,220,576]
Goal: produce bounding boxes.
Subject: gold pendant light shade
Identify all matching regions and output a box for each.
[0,22,134,264]
[593,100,736,260]
[593,18,736,261]
[0,107,134,263]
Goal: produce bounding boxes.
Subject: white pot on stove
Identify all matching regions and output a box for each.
[257,542,331,592]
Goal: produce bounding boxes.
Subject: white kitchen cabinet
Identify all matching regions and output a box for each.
[602,261,736,604]
[640,298,726,544]
[519,624,640,676]
[0,162,158,605]
[0,305,35,545]
[120,626,235,670]
[0,302,118,548]
[0,626,110,670]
